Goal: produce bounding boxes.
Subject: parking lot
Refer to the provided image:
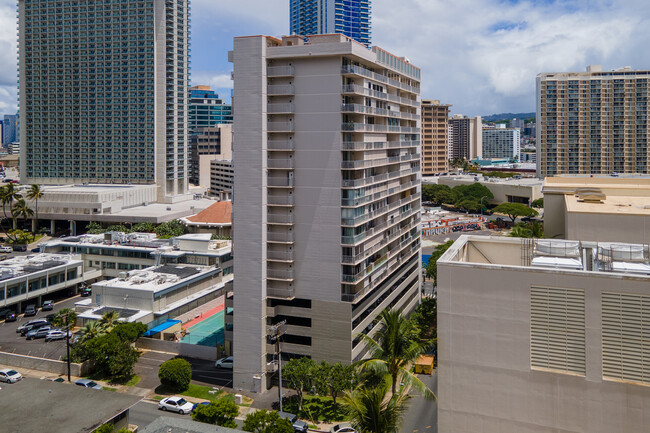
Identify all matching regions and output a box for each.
[0,296,80,361]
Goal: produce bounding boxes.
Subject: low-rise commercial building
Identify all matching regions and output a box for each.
[438,235,650,433]
[0,253,87,313]
[543,175,650,243]
[181,201,232,238]
[435,174,542,205]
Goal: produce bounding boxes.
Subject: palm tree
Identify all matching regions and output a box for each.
[358,309,435,399]
[0,184,22,238]
[342,382,411,433]
[12,199,34,234]
[79,321,106,342]
[100,310,120,332]
[26,184,43,234]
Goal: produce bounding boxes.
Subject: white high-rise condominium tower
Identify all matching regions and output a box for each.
[229,34,422,392]
[18,0,190,200]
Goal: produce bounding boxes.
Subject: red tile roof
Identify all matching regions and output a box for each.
[185,201,232,225]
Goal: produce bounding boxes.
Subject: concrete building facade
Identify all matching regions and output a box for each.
[18,0,190,201]
[421,100,451,175]
[290,0,372,46]
[438,235,650,433]
[543,175,650,243]
[230,34,421,392]
[210,159,233,199]
[435,174,542,205]
[189,124,232,187]
[449,115,482,161]
[537,65,650,178]
[482,125,521,160]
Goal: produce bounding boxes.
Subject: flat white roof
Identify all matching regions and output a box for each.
[92,265,218,293]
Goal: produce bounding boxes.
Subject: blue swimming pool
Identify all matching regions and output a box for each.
[181,310,225,347]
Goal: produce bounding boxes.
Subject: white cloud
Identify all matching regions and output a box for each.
[191,71,233,91]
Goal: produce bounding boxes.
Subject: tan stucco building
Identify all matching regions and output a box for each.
[421,100,451,175]
[543,175,650,243]
[438,235,650,433]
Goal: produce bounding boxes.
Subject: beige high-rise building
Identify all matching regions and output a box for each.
[421,100,451,175]
[449,115,482,161]
[537,65,650,178]
[439,235,650,433]
[230,34,422,392]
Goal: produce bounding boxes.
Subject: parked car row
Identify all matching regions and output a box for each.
[16,318,71,342]
[1,300,57,323]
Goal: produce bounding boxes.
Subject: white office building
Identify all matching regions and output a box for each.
[482,125,521,160]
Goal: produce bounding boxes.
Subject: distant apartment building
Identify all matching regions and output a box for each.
[2,114,17,145]
[210,160,233,200]
[189,124,232,187]
[537,65,650,178]
[7,142,20,156]
[18,0,190,200]
[290,0,371,46]
[449,115,482,161]
[439,235,650,433]
[188,86,233,132]
[509,118,525,129]
[230,34,421,392]
[482,125,520,160]
[421,100,450,175]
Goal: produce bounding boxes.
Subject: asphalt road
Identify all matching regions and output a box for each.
[129,400,187,430]
[400,373,438,433]
[0,295,80,360]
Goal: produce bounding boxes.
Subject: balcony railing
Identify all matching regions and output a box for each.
[268,140,295,151]
[268,177,294,187]
[267,195,294,206]
[268,103,294,113]
[268,84,294,95]
[267,158,294,169]
[267,250,294,261]
[268,213,293,224]
[268,122,294,132]
[267,269,294,281]
[267,65,295,77]
[267,232,294,243]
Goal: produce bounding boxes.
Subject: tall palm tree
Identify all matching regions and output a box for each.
[100,310,120,332]
[12,199,34,232]
[343,382,411,433]
[358,309,435,399]
[0,184,22,237]
[79,321,106,342]
[26,184,43,234]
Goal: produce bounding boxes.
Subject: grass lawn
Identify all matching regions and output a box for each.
[102,386,118,392]
[179,384,228,402]
[283,395,349,423]
[124,375,141,387]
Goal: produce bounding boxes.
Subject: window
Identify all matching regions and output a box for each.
[602,292,650,384]
[530,286,585,375]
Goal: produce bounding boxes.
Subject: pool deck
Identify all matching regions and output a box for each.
[173,295,224,327]
[183,303,225,329]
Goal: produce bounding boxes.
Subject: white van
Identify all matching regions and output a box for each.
[0,246,12,253]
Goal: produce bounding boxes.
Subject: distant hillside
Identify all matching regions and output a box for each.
[482,112,535,122]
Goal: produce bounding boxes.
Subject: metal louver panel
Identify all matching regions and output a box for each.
[530,286,586,375]
[602,292,650,384]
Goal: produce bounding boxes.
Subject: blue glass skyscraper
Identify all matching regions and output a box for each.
[290,0,371,46]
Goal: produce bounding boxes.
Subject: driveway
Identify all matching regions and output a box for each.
[400,373,437,433]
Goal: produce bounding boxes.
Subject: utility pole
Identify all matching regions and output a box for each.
[268,320,286,412]
[59,312,73,382]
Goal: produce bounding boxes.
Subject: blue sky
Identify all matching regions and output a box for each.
[0,0,649,117]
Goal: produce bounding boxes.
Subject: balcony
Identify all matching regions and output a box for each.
[267,65,295,77]
[267,232,294,243]
[268,177,294,188]
[268,103,294,113]
[267,158,294,169]
[268,84,294,95]
[267,250,294,262]
[268,140,294,151]
[267,269,294,281]
[268,213,293,224]
[268,122,294,132]
[267,285,295,299]
[268,195,294,206]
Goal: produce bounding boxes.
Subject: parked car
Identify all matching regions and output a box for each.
[0,308,13,320]
[278,412,308,433]
[214,356,233,369]
[41,300,54,311]
[26,325,53,340]
[45,329,71,342]
[17,318,48,334]
[12,244,27,252]
[330,423,356,433]
[158,396,193,414]
[31,247,40,253]
[0,368,22,383]
[74,379,102,390]
[80,287,92,297]
[23,304,38,316]
[5,312,17,322]
[192,402,210,412]
[0,246,12,253]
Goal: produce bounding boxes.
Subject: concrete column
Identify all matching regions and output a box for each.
[32,218,36,234]
[50,220,55,234]
[69,220,76,236]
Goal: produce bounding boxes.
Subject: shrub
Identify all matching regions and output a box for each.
[158,358,192,392]
[242,410,294,433]
[192,398,239,427]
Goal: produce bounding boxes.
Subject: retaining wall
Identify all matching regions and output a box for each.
[135,338,218,361]
[0,351,92,376]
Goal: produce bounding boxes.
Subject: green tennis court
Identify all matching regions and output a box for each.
[181,310,225,347]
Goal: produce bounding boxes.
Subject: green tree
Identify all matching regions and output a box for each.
[421,184,454,205]
[531,198,544,209]
[131,222,157,233]
[158,358,192,392]
[358,309,434,399]
[106,224,130,233]
[425,240,454,284]
[242,410,294,433]
[11,198,32,232]
[192,398,239,428]
[78,321,107,343]
[283,357,317,411]
[26,184,44,233]
[450,183,493,204]
[85,222,105,234]
[8,229,34,245]
[154,219,186,238]
[51,308,77,329]
[455,199,481,213]
[509,221,544,239]
[94,423,114,433]
[315,361,357,404]
[492,202,539,224]
[100,310,120,332]
[343,382,411,433]
[0,183,22,235]
[408,297,437,343]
